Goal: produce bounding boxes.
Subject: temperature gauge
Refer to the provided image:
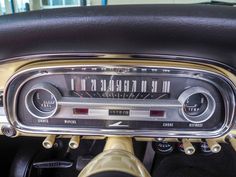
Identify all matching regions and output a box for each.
[178,87,216,123]
[183,93,208,117]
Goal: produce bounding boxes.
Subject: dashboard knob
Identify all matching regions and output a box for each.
[152,141,174,154]
[182,139,195,155]
[206,139,221,153]
[1,125,17,137]
[42,135,56,149]
[69,136,81,149]
[227,134,236,152]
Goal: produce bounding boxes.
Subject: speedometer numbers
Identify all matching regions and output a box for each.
[72,76,171,100]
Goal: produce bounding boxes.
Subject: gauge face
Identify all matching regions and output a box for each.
[183,93,208,117]
[32,89,56,112]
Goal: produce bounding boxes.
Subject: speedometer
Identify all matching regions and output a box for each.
[72,75,170,100]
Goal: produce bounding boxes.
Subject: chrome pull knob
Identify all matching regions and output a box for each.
[42,135,56,149]
[69,136,81,149]
[227,134,236,152]
[206,139,221,153]
[182,139,195,155]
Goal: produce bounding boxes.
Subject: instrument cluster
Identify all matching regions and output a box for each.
[4,62,236,138]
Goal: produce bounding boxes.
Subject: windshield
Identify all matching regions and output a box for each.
[0,0,235,16]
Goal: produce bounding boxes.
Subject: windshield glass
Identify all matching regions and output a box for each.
[0,0,235,16]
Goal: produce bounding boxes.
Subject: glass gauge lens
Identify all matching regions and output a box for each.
[32,89,56,112]
[183,93,208,116]
[73,75,171,99]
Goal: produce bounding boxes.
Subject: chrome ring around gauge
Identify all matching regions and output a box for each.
[25,83,61,119]
[178,87,216,123]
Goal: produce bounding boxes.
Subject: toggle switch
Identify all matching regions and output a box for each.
[182,139,195,155]
[42,135,56,149]
[206,139,221,153]
[227,134,236,152]
[69,136,81,149]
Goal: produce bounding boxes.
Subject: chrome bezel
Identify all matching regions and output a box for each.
[4,62,236,138]
[178,87,216,123]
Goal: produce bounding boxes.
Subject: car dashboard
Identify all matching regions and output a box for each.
[0,4,236,177]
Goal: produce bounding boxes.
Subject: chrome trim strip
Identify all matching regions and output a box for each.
[0,53,234,73]
[58,98,181,108]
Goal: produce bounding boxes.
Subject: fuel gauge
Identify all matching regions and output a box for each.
[25,83,61,119]
[32,89,57,112]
